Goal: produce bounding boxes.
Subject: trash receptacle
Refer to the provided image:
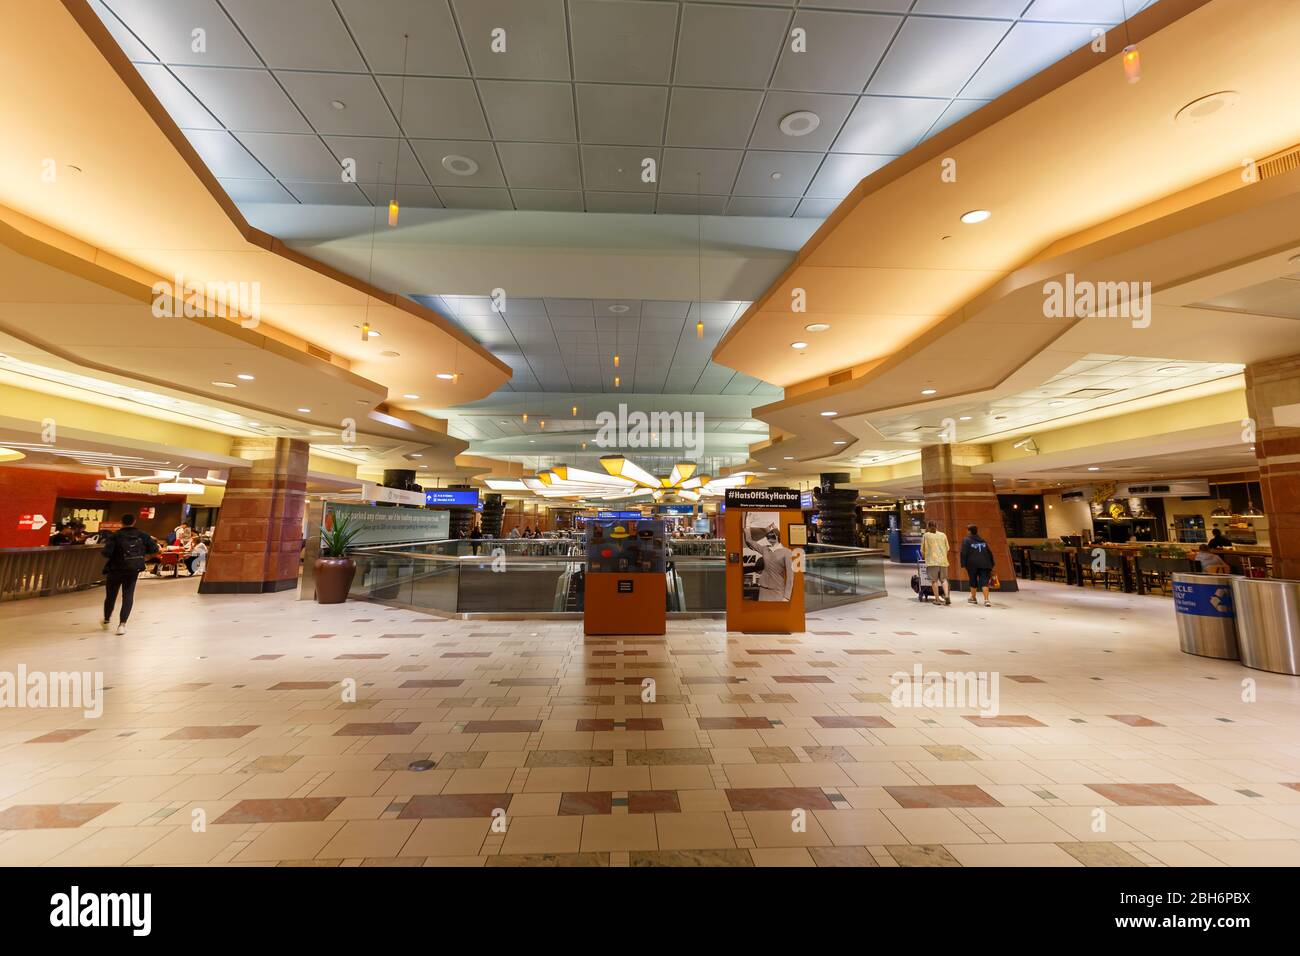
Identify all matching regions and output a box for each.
[1230,576,1300,675]
[1171,572,1238,660]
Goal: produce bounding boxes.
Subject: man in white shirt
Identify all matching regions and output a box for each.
[920,521,951,605]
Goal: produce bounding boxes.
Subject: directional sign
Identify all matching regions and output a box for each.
[19,514,47,531]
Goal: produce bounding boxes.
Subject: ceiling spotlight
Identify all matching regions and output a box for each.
[297,407,311,413]
[441,154,479,177]
[331,100,346,110]
[236,373,255,381]
[770,172,783,181]
[1174,90,1238,126]
[410,454,422,459]
[959,415,972,421]
[211,381,237,388]
[436,372,455,380]
[614,376,621,388]
[403,393,420,400]
[613,354,620,368]
[768,466,778,471]
[804,323,830,332]
[571,405,578,416]
[783,456,794,460]
[960,209,991,224]
[833,440,847,445]
[521,412,528,423]
[779,110,821,137]
[1087,466,1100,471]
[608,304,630,313]
[696,320,704,339]
[388,199,399,227]
[820,411,837,417]
[791,341,808,350]
[920,388,937,395]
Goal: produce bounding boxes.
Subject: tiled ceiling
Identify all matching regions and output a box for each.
[410,295,781,395]
[864,354,1244,449]
[92,0,1159,219]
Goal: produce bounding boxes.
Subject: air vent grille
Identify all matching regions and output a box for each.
[1257,144,1300,181]
[306,344,332,362]
[828,369,853,386]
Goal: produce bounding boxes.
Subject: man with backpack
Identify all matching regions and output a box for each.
[959,523,997,608]
[100,513,158,635]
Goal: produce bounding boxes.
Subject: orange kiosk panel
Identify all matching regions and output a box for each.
[583,518,667,636]
[724,490,805,634]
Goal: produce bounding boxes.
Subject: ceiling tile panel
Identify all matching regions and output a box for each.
[497,142,582,190]
[451,0,571,80]
[674,3,789,89]
[576,85,669,146]
[278,72,399,136]
[478,81,577,142]
[105,0,261,66]
[771,10,900,93]
[220,0,366,71]
[569,0,678,84]
[867,16,1011,99]
[169,67,310,132]
[336,0,469,75]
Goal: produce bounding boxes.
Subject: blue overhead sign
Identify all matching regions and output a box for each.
[424,489,480,507]
[657,505,695,515]
[800,491,814,509]
[596,510,643,520]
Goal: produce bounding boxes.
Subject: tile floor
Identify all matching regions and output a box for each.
[3,567,1300,867]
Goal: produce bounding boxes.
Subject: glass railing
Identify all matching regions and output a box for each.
[348,538,886,617]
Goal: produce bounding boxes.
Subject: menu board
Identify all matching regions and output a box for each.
[585,519,666,573]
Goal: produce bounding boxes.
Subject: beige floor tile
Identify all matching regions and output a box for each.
[318,820,417,859]
[0,829,95,865]
[946,843,1084,867]
[743,810,833,848]
[580,814,658,852]
[677,789,733,813]
[750,847,817,867]
[654,812,736,851]
[309,771,393,798]
[722,764,793,789]
[882,809,984,845]
[402,818,491,857]
[128,825,252,865]
[326,796,394,821]
[522,768,590,792]
[587,766,652,791]
[235,822,345,863]
[649,766,715,790]
[45,826,171,866]
[813,808,908,845]
[500,816,583,855]
[441,769,517,795]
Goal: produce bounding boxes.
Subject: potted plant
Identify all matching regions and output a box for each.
[315,512,361,604]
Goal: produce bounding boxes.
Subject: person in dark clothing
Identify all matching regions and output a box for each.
[1207,526,1234,550]
[49,524,79,546]
[959,523,996,607]
[100,513,159,635]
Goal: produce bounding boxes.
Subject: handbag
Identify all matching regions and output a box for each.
[989,570,1001,590]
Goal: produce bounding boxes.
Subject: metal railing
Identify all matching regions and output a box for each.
[0,545,106,602]
[347,538,886,618]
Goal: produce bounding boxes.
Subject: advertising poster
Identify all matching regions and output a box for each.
[742,511,794,602]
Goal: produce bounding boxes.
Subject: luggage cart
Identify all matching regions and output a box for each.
[910,561,933,602]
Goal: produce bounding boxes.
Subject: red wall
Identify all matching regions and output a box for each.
[0,465,186,548]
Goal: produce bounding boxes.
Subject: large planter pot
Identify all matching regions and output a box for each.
[314,557,356,604]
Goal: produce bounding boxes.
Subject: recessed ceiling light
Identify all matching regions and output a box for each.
[804,323,830,332]
[297,407,311,413]
[770,171,783,181]
[236,373,255,381]
[768,466,778,471]
[959,415,972,421]
[381,350,400,358]
[783,456,794,460]
[960,209,991,224]
[331,100,346,110]
[1157,365,1186,373]
[211,381,236,388]
[410,454,422,459]
[820,411,837,417]
[441,154,479,177]
[246,421,260,427]
[791,341,808,350]
[779,110,821,137]
[1174,90,1238,126]
[402,393,419,400]
[833,440,847,445]
[920,388,937,396]
[436,373,455,380]
[1087,466,1100,471]
[608,304,630,313]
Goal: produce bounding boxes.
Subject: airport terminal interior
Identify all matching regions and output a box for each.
[2,0,1300,871]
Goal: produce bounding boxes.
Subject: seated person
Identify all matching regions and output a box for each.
[1194,544,1232,573]
[185,537,209,575]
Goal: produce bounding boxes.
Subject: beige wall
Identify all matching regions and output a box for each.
[1045,494,1094,539]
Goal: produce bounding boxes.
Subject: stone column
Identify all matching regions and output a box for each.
[200,437,309,594]
[1244,354,1300,580]
[921,443,1018,592]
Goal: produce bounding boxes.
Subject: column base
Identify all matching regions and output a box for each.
[199,578,298,595]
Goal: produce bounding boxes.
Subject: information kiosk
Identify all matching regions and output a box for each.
[723,488,805,634]
[583,517,667,635]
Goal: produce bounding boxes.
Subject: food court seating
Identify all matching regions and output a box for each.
[1135,555,1197,595]
[1080,548,1125,591]
[1029,549,1068,583]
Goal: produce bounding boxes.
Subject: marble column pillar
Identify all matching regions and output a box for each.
[920,443,1018,592]
[1244,354,1300,580]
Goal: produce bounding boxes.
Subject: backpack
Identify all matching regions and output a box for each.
[113,529,148,573]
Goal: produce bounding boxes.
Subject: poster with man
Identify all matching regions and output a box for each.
[742,512,794,602]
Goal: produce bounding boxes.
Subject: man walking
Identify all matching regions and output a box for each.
[100,513,158,635]
[920,521,951,605]
[959,523,996,607]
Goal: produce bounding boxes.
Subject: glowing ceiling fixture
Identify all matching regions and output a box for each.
[236,373,255,381]
[521,412,528,423]
[820,411,837,417]
[388,33,411,226]
[805,323,830,332]
[571,405,578,416]
[921,388,936,395]
[1122,44,1141,84]
[613,354,620,368]
[211,381,236,388]
[436,372,455,380]
[387,199,399,227]
[791,341,808,350]
[402,393,419,400]
[960,209,991,224]
[614,376,621,388]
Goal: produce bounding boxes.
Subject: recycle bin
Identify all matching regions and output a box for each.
[1171,572,1238,660]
